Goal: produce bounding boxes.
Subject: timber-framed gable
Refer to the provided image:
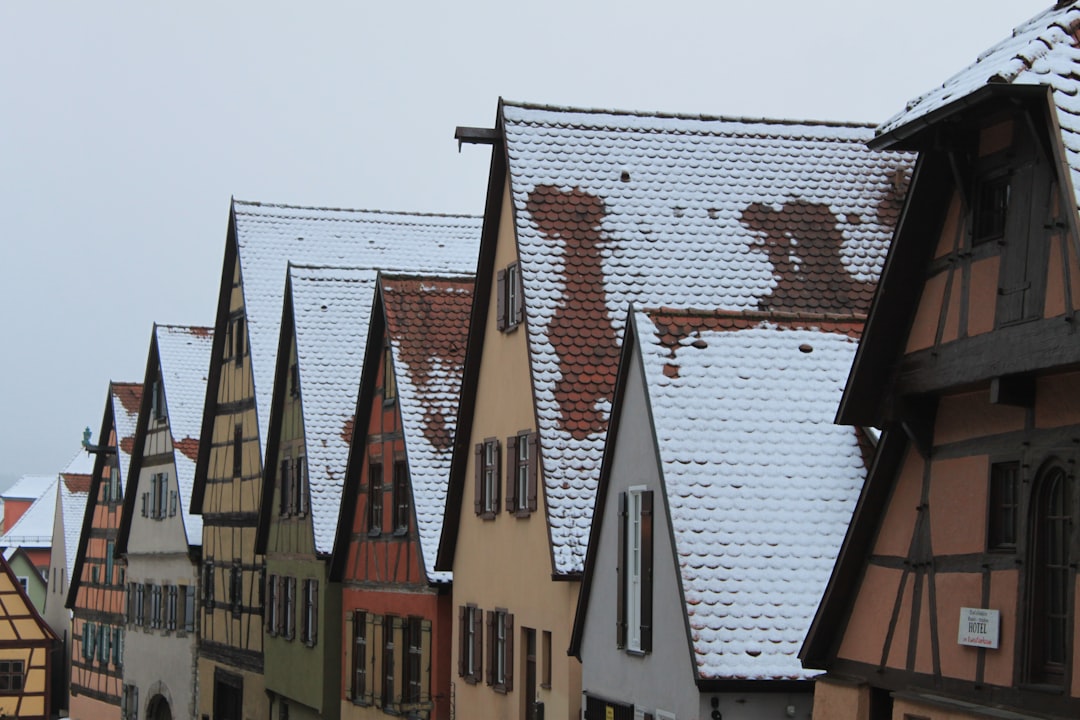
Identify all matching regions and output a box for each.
[803,5,1080,718]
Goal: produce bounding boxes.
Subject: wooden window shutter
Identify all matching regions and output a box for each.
[505,434,518,512]
[420,619,432,702]
[312,580,319,645]
[457,606,466,677]
[641,490,654,652]
[616,491,628,648]
[474,443,484,515]
[496,268,507,331]
[372,615,384,707]
[527,433,539,512]
[141,492,147,517]
[505,612,515,691]
[485,610,495,685]
[473,606,483,682]
[512,266,524,326]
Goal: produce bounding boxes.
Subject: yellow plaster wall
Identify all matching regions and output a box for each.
[450,179,581,720]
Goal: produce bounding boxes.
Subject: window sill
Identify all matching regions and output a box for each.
[514,509,532,519]
[479,512,497,521]
[625,648,648,658]
[393,528,408,537]
[539,683,551,690]
[368,528,382,538]
[493,684,509,695]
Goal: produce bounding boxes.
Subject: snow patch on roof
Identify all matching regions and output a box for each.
[0,479,58,549]
[3,476,55,501]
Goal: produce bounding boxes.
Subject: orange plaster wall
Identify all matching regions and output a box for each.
[914,580,934,676]
[933,572,982,682]
[906,271,946,353]
[837,564,902,666]
[873,448,922,558]
[1045,234,1068,319]
[885,570,914,670]
[983,569,1017,688]
[967,256,1000,337]
[810,678,868,720]
[934,193,963,260]
[928,456,987,556]
[1035,371,1080,429]
[934,389,1025,446]
[941,273,962,344]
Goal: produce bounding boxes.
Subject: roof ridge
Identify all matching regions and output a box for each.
[379,270,476,282]
[501,98,878,130]
[643,306,868,323]
[233,199,481,221]
[155,323,213,332]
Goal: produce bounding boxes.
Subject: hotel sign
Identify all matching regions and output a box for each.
[958,607,1000,649]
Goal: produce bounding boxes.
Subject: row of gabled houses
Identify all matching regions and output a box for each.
[14,3,1080,719]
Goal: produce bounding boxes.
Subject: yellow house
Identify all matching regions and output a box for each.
[0,550,58,720]
[438,100,912,720]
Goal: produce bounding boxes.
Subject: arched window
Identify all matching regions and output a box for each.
[1026,462,1073,686]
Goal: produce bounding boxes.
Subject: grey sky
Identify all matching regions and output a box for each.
[0,1,1047,482]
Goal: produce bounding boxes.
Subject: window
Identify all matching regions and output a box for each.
[487,609,513,692]
[352,610,368,702]
[382,615,395,709]
[392,459,410,534]
[541,630,552,688]
[474,439,500,519]
[989,461,1019,551]
[506,431,538,516]
[302,579,319,647]
[180,584,194,633]
[403,616,423,704]
[972,172,1010,245]
[0,660,24,693]
[151,378,166,421]
[497,262,524,331]
[233,424,244,478]
[1026,461,1074,686]
[202,560,215,610]
[266,574,279,636]
[289,362,300,398]
[113,627,122,666]
[383,345,396,404]
[232,315,245,366]
[459,605,482,684]
[618,488,654,653]
[122,682,138,720]
[83,621,95,659]
[151,584,162,629]
[148,473,169,520]
[230,563,243,617]
[106,540,114,585]
[279,700,289,720]
[111,465,122,500]
[284,577,296,640]
[279,457,293,517]
[294,456,307,516]
[368,461,383,535]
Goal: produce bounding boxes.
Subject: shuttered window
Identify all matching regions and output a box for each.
[619,488,654,653]
[352,610,368,703]
[506,431,539,516]
[475,439,500,519]
[458,604,482,684]
[497,262,524,332]
[302,579,319,647]
[368,461,383,535]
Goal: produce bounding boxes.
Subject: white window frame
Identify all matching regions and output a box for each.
[627,485,646,652]
[483,440,498,514]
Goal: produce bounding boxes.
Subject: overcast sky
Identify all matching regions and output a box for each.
[0,1,1049,484]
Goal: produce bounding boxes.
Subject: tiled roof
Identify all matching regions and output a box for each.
[382,273,474,583]
[878,3,1080,208]
[632,308,866,680]
[232,201,481,452]
[0,479,57,549]
[3,475,54,501]
[156,325,213,546]
[112,382,143,486]
[287,265,379,555]
[59,451,92,586]
[501,102,912,574]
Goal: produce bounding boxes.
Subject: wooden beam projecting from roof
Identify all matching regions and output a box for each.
[455,126,499,151]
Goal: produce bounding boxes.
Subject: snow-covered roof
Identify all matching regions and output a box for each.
[232,201,481,453]
[382,273,474,584]
[632,308,866,680]
[878,3,1080,209]
[59,474,90,585]
[3,475,54,501]
[501,102,912,574]
[0,479,57,549]
[286,265,379,555]
[156,324,213,546]
[112,382,143,485]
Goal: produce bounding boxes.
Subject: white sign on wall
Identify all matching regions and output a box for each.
[957,607,1000,649]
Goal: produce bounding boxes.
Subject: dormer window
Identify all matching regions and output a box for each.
[973,172,1010,245]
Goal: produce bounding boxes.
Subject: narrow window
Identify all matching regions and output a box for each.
[202,560,215,610]
[620,488,654,653]
[167,585,178,631]
[541,630,552,688]
[230,564,243,618]
[1026,462,1073,685]
[383,345,396,404]
[403,616,423,704]
[285,577,296,640]
[233,424,243,479]
[289,362,300,398]
[105,540,114,586]
[294,456,307,516]
[497,262,524,331]
[266,575,279,636]
[183,585,196,632]
[988,461,1019,551]
[474,439,500,519]
[973,173,1010,245]
[157,474,169,520]
[279,458,293,517]
[392,459,409,534]
[302,579,318,647]
[489,609,513,692]
[382,615,395,708]
[353,610,368,702]
[151,378,166,421]
[368,461,383,535]
[233,315,245,366]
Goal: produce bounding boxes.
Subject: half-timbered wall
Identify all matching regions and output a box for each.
[70,435,125,719]
[341,337,451,720]
[197,258,268,720]
[0,557,57,720]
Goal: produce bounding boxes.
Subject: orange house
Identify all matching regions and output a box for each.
[333,273,473,720]
[0,551,58,720]
[67,382,141,719]
[802,4,1080,718]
